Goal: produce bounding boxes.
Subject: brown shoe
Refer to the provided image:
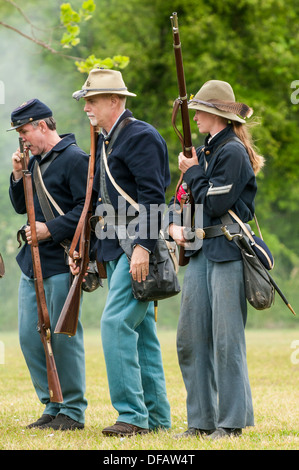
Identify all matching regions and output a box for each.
[102,421,149,437]
[26,414,56,429]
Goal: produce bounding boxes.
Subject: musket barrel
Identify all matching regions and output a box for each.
[171,11,178,29]
[170,11,194,267]
[170,12,192,158]
[19,137,24,154]
[19,138,63,403]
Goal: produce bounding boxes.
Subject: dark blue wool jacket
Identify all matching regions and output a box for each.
[9,133,89,278]
[92,110,171,262]
[171,125,257,262]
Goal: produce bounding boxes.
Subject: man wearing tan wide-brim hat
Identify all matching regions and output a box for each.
[169,79,264,440]
[73,68,137,100]
[71,67,171,436]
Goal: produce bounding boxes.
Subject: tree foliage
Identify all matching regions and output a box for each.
[60,0,97,48]
[0,0,298,328]
[0,0,129,72]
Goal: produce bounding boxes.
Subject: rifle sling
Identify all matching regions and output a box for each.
[171,99,185,152]
[33,155,70,253]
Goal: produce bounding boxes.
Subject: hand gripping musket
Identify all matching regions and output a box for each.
[19,138,63,403]
[170,12,195,266]
[55,124,98,336]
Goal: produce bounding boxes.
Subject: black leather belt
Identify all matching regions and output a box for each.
[203,223,240,239]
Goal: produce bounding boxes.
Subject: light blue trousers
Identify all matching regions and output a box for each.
[101,253,171,430]
[177,251,254,430]
[18,272,87,423]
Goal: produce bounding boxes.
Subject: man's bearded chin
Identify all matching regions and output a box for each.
[88,116,98,126]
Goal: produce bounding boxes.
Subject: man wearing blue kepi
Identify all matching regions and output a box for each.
[71,68,171,436]
[8,99,88,430]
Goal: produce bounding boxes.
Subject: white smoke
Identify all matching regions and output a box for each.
[0,4,90,169]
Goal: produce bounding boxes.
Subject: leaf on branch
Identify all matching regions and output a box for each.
[60,1,95,47]
[82,0,96,14]
[75,55,130,73]
[60,3,81,25]
[61,30,80,48]
[113,55,130,69]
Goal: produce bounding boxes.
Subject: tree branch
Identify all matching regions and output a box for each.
[0,20,83,61]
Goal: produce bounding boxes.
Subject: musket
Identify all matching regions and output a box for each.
[19,138,63,403]
[0,253,5,278]
[55,124,98,336]
[170,12,194,266]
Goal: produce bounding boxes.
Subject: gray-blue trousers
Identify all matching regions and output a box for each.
[177,250,254,430]
[101,253,171,430]
[18,272,87,423]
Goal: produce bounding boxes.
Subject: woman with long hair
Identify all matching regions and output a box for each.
[169,80,263,439]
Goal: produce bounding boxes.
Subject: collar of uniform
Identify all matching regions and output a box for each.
[53,133,76,151]
[204,125,236,153]
[102,109,127,139]
[35,133,76,162]
[208,131,221,144]
[102,109,134,143]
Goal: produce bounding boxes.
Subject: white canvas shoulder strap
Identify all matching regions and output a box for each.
[102,142,139,212]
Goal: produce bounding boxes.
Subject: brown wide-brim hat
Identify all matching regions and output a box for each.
[72,68,136,101]
[188,80,253,124]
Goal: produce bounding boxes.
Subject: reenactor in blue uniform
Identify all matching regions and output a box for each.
[71,68,171,436]
[9,99,88,430]
[169,80,264,439]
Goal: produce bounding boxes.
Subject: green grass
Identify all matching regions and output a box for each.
[0,328,298,450]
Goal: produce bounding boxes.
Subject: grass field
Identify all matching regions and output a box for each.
[0,328,298,451]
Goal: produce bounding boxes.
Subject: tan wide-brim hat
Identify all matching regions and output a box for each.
[188,80,253,124]
[72,68,136,101]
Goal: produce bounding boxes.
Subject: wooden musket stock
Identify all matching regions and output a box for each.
[19,138,63,403]
[54,124,97,336]
[0,253,5,278]
[170,12,195,266]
